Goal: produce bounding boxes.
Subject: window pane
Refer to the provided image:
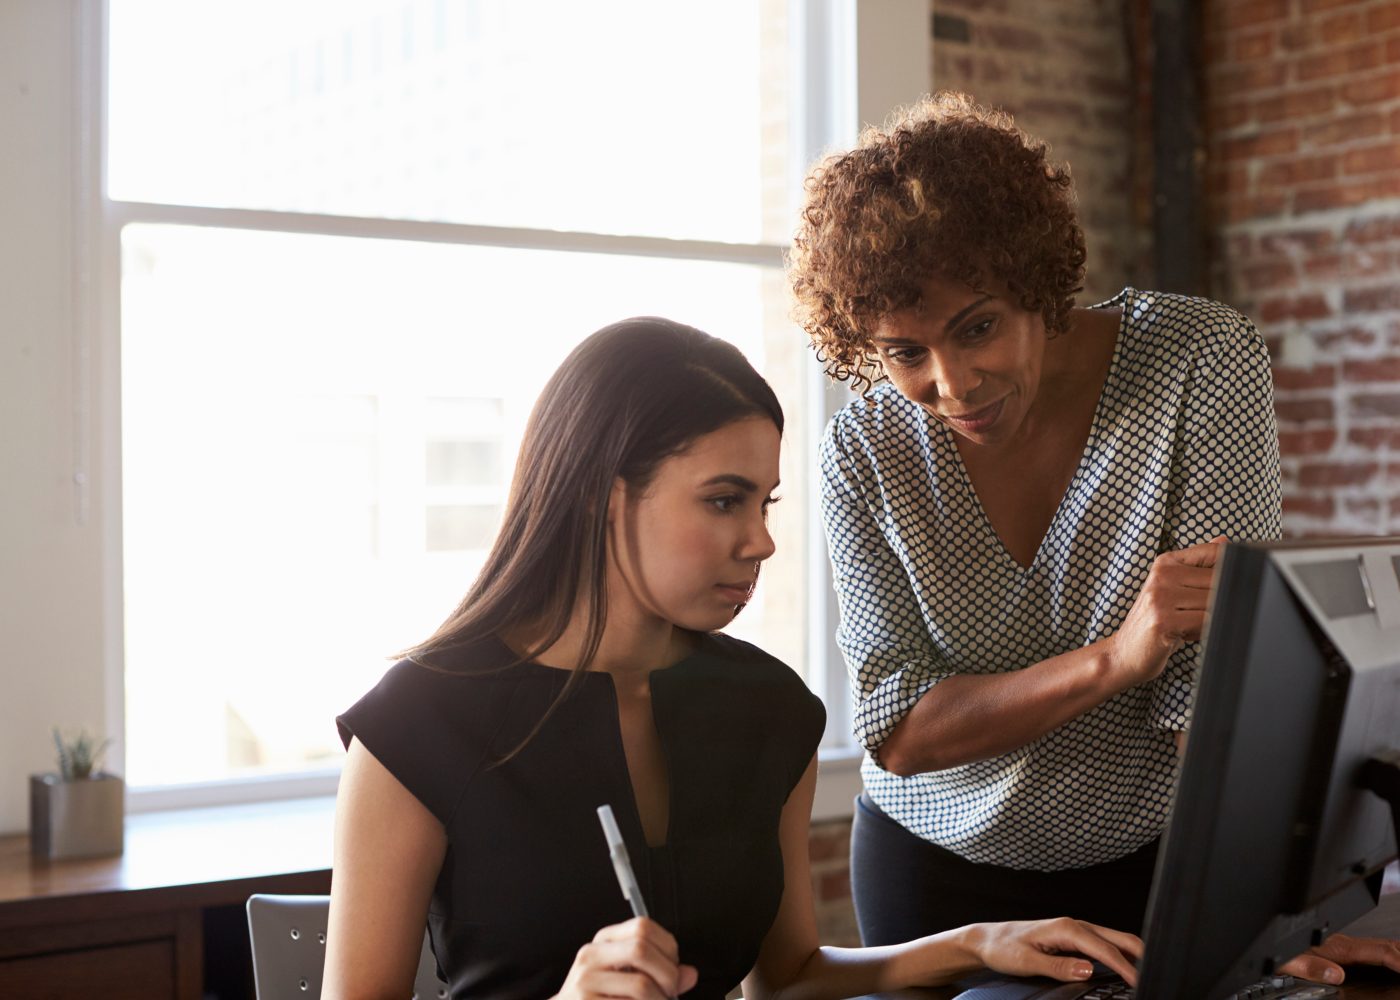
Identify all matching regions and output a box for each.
[121,224,808,786]
[108,0,793,243]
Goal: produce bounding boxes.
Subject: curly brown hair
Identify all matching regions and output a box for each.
[788,92,1087,391]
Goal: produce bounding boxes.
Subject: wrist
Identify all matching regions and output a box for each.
[902,925,989,987]
[1094,634,1138,694]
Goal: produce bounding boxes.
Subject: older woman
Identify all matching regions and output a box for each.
[788,92,1283,943]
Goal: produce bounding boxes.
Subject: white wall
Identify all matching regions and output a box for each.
[0,0,112,834]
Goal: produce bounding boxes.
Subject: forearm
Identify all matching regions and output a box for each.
[878,638,1124,775]
[747,930,982,1000]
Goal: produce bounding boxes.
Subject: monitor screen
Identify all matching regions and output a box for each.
[1135,536,1400,1000]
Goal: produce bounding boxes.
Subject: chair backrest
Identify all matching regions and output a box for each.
[246,893,448,1000]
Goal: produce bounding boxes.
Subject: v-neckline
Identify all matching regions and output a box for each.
[598,667,676,851]
[939,291,1130,574]
[498,633,708,851]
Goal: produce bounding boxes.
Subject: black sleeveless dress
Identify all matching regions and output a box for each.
[336,631,825,999]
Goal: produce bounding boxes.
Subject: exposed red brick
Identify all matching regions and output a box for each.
[1298,42,1386,82]
[1233,30,1277,62]
[1344,284,1400,312]
[1225,192,1290,222]
[1208,100,1253,132]
[1348,427,1400,450]
[1021,98,1092,126]
[1301,0,1369,12]
[1343,497,1382,520]
[1298,462,1380,487]
[1213,61,1291,93]
[819,870,851,902]
[1318,9,1365,44]
[1304,250,1398,280]
[1240,259,1299,288]
[1294,174,1400,213]
[1341,142,1400,176]
[982,23,1046,53]
[1275,397,1336,423]
[1352,393,1400,418]
[1283,494,1337,519]
[1342,216,1400,244]
[1278,428,1339,453]
[1255,87,1336,124]
[1272,364,1338,390]
[1340,68,1400,105]
[1259,228,1336,255]
[1372,5,1400,33]
[1221,127,1300,160]
[1258,293,1334,322]
[808,829,848,862]
[1258,153,1340,188]
[1219,0,1291,30]
[1228,233,1257,258]
[1316,326,1379,350]
[933,0,1011,12]
[1303,111,1387,147]
[1343,358,1400,382]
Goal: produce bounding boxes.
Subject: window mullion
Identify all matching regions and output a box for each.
[104,199,785,269]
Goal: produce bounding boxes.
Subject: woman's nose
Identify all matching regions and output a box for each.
[742,515,777,563]
[931,355,981,401]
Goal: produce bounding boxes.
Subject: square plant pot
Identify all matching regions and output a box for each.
[29,772,125,860]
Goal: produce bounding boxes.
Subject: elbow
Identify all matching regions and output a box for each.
[876,725,961,776]
[874,734,926,777]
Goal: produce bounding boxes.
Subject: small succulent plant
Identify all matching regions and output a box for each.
[52,727,111,780]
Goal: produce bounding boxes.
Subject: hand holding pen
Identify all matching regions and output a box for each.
[547,805,697,1000]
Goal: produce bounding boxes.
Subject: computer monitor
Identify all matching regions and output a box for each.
[1135,536,1400,1000]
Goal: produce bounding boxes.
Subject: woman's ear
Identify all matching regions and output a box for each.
[606,477,629,527]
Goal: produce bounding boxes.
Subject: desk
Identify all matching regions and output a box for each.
[0,797,334,1000]
[867,892,1400,999]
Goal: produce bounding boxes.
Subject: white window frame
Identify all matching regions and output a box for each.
[82,0,929,819]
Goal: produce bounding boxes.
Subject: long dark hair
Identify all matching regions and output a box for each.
[404,317,783,751]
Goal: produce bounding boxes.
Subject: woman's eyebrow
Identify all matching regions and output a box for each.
[699,474,781,493]
[700,474,759,491]
[872,296,996,343]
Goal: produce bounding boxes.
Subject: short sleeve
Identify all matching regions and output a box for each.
[819,418,952,759]
[337,659,500,825]
[1150,309,1283,729]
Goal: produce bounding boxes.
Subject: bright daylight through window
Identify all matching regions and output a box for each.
[109,0,813,791]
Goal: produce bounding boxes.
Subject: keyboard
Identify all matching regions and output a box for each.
[952,971,1339,1000]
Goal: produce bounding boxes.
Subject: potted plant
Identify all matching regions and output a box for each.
[30,727,124,860]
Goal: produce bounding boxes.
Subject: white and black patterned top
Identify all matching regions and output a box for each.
[819,289,1283,870]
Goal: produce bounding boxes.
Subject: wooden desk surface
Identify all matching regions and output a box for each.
[0,795,334,929]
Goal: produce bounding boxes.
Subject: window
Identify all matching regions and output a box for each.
[101,0,929,810]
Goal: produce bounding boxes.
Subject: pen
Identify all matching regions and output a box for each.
[597,805,678,1000]
[596,804,649,918]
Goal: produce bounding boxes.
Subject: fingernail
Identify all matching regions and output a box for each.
[1323,968,1342,984]
[1074,964,1093,978]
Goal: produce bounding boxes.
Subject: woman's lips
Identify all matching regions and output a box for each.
[716,583,754,603]
[940,397,1005,434]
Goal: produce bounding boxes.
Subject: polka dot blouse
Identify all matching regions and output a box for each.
[819,289,1283,870]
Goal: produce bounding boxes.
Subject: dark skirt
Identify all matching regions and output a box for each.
[850,792,1158,945]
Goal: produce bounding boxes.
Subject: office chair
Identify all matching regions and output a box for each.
[246,893,448,1000]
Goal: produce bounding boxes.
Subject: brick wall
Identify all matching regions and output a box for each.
[929,0,1144,302]
[1204,0,1400,536]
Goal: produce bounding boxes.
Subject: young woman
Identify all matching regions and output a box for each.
[323,317,1143,999]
